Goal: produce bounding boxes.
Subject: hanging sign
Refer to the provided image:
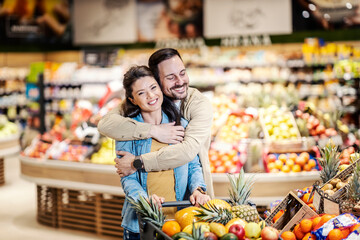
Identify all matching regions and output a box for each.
[73,0,137,45]
[204,0,292,38]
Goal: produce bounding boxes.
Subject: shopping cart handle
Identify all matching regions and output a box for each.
[161,198,232,208]
[161,200,192,208]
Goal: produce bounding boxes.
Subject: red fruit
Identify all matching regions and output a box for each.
[261,226,280,240]
[229,223,245,240]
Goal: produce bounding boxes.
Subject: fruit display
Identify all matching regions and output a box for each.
[130,170,267,239]
[265,152,318,173]
[208,143,242,174]
[285,213,360,240]
[90,137,116,165]
[211,94,239,137]
[260,105,300,141]
[0,114,19,137]
[215,112,255,143]
[295,109,338,139]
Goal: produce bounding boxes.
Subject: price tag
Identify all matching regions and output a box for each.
[313,190,321,211]
[323,198,340,215]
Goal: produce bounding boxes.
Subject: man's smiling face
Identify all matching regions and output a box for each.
[157,55,189,101]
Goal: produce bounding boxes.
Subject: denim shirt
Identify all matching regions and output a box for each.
[116,112,206,233]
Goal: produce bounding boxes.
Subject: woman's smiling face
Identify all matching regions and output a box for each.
[129,76,163,113]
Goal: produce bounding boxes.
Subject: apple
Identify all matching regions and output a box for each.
[204,231,218,240]
[261,226,279,240]
[229,223,245,240]
[244,222,261,238]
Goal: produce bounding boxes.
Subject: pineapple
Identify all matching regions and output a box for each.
[195,201,234,225]
[318,141,341,184]
[127,194,165,229]
[228,168,260,223]
[348,162,360,202]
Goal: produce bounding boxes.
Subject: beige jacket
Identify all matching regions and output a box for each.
[97,87,214,198]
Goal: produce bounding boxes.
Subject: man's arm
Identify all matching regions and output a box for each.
[98,104,184,143]
[142,89,212,172]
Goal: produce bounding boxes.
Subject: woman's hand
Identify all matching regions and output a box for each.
[190,189,211,207]
[150,194,165,209]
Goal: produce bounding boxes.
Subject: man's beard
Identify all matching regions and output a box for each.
[169,84,188,100]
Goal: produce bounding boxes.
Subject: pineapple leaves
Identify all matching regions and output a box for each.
[126,194,165,228]
[348,162,360,201]
[317,142,341,184]
[227,168,255,206]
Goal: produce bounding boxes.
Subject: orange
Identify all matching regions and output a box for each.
[300,219,313,233]
[316,214,334,229]
[289,153,298,161]
[307,203,316,211]
[292,164,301,172]
[273,210,284,223]
[312,216,321,229]
[278,154,288,163]
[328,229,343,240]
[293,224,305,239]
[286,159,295,167]
[302,193,313,204]
[162,220,181,237]
[280,231,296,240]
[303,164,312,171]
[308,159,316,168]
[350,223,360,232]
[275,160,284,169]
[295,157,306,166]
[281,165,291,173]
[302,232,316,240]
[341,228,350,238]
[268,162,276,170]
[300,152,310,161]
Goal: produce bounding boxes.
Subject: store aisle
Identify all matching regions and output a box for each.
[0,155,105,240]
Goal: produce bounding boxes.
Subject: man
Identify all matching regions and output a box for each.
[97,48,214,198]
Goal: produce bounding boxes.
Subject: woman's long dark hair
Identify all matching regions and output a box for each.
[122,65,181,125]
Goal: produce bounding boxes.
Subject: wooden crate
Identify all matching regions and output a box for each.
[37,185,58,227]
[0,158,4,185]
[36,185,124,239]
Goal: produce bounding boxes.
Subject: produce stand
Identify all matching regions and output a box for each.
[0,134,20,185]
[20,155,321,238]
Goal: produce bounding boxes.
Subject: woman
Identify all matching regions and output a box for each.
[116,66,209,240]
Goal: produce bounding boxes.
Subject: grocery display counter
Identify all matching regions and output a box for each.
[20,155,321,238]
[0,134,20,185]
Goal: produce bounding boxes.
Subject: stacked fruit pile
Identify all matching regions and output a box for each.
[0,115,18,137]
[261,106,300,141]
[131,170,281,240]
[295,110,338,139]
[90,137,116,165]
[208,145,241,174]
[265,152,317,173]
[280,213,360,240]
[216,113,254,143]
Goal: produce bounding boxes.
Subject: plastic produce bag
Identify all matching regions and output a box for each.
[312,213,359,240]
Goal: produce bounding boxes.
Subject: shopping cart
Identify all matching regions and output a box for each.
[137,198,257,240]
[138,200,192,240]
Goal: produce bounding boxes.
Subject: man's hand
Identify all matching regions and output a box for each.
[114,151,136,177]
[150,194,165,209]
[149,122,185,144]
[189,189,211,207]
